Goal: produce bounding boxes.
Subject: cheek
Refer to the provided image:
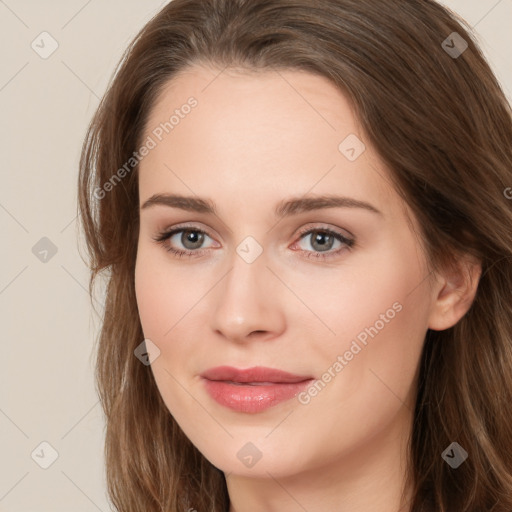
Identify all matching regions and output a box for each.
[297,237,432,405]
[134,246,211,405]
[134,245,207,339]
[134,253,191,416]
[289,268,430,467]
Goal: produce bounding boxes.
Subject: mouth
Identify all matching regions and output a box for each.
[227,381,289,386]
[200,365,313,383]
[200,366,315,413]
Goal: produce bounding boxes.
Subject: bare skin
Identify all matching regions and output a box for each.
[134,64,481,512]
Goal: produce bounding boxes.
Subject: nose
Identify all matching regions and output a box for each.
[209,246,286,343]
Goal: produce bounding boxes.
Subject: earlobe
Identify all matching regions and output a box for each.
[427,255,482,331]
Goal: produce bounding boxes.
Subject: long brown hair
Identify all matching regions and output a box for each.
[78,0,512,510]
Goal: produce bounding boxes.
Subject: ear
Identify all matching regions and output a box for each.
[428,253,482,331]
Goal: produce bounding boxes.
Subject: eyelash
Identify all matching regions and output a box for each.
[152,225,355,261]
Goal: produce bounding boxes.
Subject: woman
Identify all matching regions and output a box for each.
[78,0,512,510]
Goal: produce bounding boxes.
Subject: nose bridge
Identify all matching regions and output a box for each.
[223,231,268,296]
[219,243,268,317]
[210,238,283,340]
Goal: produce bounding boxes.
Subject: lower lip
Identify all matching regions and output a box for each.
[202,379,314,413]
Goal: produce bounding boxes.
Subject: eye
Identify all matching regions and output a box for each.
[153,227,216,258]
[292,227,355,260]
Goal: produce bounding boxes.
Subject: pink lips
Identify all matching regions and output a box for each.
[200,366,314,413]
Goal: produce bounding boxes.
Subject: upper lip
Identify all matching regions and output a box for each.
[200,366,313,384]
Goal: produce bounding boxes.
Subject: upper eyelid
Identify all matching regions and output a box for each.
[159,221,353,239]
[296,224,354,240]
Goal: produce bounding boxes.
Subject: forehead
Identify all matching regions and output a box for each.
[143,63,361,152]
[138,64,399,217]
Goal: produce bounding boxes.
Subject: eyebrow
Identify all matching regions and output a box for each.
[140,193,382,217]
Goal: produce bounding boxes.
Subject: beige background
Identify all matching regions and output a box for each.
[1,1,511,510]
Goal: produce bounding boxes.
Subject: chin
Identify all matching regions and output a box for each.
[193,434,314,480]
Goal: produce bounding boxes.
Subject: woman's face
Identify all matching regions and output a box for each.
[134,64,441,480]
